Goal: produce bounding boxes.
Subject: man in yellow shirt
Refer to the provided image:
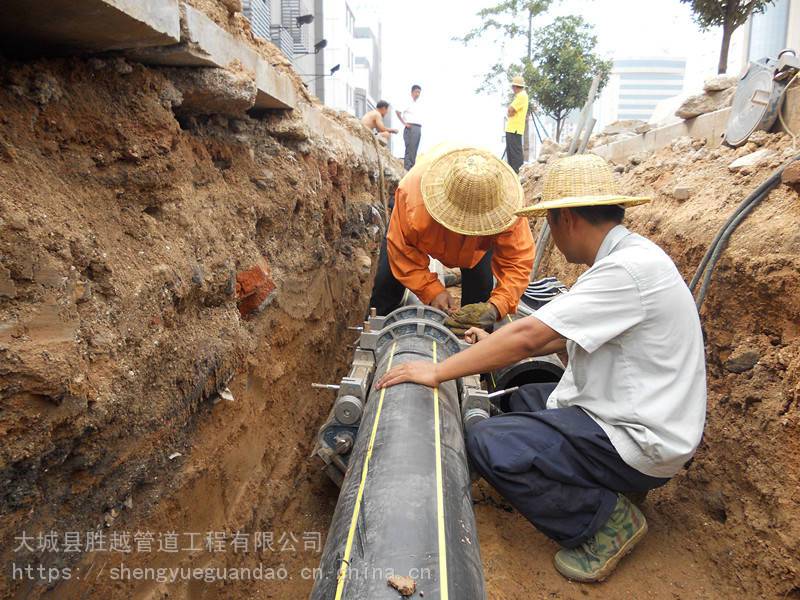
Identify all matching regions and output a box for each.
[505,75,529,173]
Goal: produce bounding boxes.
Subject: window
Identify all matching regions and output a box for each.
[619,94,678,101]
[619,73,683,81]
[620,83,683,91]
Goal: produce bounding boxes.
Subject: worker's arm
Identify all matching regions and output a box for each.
[507,92,525,119]
[465,326,566,353]
[377,316,561,389]
[375,115,398,135]
[395,109,409,128]
[386,189,447,305]
[486,218,535,318]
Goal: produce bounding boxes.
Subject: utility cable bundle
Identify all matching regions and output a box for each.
[518,277,568,315]
[689,154,800,310]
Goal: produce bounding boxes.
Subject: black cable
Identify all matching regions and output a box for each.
[689,163,789,292]
[691,154,800,308]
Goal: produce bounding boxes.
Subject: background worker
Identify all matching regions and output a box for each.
[505,75,529,173]
[396,84,423,170]
[367,145,534,330]
[376,154,707,584]
[361,100,398,144]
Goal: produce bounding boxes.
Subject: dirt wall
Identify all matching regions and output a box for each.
[521,133,800,598]
[0,54,399,600]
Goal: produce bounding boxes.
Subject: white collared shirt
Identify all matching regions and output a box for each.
[534,225,707,478]
[402,99,423,126]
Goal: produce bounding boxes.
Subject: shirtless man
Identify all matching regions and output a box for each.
[361,100,398,143]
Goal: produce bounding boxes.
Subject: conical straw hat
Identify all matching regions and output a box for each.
[421,147,523,236]
[516,154,651,218]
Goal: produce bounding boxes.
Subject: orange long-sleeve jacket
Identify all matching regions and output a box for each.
[386,154,535,319]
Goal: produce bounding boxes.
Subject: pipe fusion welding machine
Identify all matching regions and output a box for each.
[309,305,564,600]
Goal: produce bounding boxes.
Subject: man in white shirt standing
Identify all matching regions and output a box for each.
[395,84,423,170]
[377,154,707,583]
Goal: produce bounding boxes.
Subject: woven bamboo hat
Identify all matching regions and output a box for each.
[511,75,527,88]
[421,147,523,236]
[516,154,651,218]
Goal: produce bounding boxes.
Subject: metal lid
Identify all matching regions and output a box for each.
[724,60,779,147]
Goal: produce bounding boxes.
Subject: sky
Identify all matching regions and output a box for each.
[356,0,740,159]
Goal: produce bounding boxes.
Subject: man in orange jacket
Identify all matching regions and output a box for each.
[368,146,534,330]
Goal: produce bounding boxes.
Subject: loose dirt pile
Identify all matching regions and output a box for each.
[0,52,400,600]
[512,131,800,598]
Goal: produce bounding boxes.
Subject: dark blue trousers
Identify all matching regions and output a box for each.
[466,383,669,548]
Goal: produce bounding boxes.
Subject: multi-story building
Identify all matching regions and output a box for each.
[593,57,687,127]
[242,0,384,121]
[742,0,800,62]
[242,0,319,93]
[242,0,271,40]
[353,24,382,117]
[311,0,358,114]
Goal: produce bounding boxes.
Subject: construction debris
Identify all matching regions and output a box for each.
[672,184,692,201]
[164,65,257,115]
[781,161,800,187]
[235,257,277,318]
[727,148,775,172]
[676,87,736,120]
[387,575,417,597]
[703,75,738,93]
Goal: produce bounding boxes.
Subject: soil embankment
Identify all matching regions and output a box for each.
[0,53,399,600]
[510,133,800,599]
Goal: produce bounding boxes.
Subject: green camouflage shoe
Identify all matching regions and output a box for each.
[553,494,648,582]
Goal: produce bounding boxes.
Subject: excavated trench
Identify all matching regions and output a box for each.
[0,54,399,600]
[1,32,800,600]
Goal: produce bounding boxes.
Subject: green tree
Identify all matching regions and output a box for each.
[681,0,776,74]
[457,0,554,94]
[521,16,611,142]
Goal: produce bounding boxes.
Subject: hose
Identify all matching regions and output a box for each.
[690,155,800,309]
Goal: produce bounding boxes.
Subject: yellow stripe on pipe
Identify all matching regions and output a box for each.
[432,341,449,600]
[334,342,397,600]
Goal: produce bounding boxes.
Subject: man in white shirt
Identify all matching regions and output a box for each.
[395,84,423,170]
[376,154,707,583]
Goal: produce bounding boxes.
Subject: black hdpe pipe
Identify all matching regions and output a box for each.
[310,322,486,600]
[690,155,800,309]
[486,316,565,411]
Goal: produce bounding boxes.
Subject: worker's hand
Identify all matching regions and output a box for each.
[375,360,441,390]
[464,327,490,345]
[405,123,412,129]
[444,302,499,336]
[430,290,458,314]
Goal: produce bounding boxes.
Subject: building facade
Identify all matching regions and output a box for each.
[242,0,385,127]
[353,24,382,116]
[241,0,319,94]
[593,57,687,127]
[743,0,800,62]
[242,0,271,40]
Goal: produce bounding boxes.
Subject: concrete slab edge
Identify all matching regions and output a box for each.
[593,108,732,163]
[108,0,181,43]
